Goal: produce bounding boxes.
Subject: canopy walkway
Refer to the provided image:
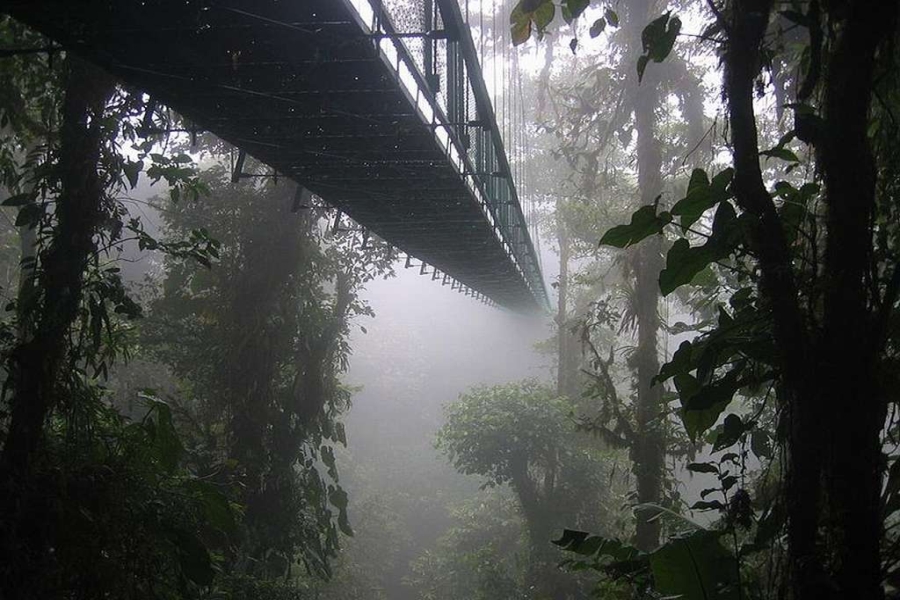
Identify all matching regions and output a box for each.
[4,0,549,312]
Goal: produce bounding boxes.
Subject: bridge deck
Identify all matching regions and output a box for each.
[5,0,548,312]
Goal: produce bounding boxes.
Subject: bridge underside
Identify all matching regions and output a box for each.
[5,0,547,311]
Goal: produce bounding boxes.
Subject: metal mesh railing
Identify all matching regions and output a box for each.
[350,0,548,309]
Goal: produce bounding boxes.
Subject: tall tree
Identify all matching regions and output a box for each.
[719,1,899,597]
[147,167,394,579]
[516,0,709,551]
[0,28,228,597]
[0,56,114,479]
[556,1,900,597]
[625,0,666,552]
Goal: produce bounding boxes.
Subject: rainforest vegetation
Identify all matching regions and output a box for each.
[0,0,898,598]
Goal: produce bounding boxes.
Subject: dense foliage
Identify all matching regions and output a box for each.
[510,0,900,599]
[0,15,392,597]
[436,381,622,599]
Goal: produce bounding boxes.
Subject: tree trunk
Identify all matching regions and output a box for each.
[0,57,113,478]
[722,1,898,598]
[223,182,308,573]
[628,0,665,553]
[817,2,896,598]
[0,57,114,600]
[720,2,824,596]
[556,218,579,401]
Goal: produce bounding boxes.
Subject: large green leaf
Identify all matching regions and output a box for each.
[677,370,741,441]
[671,169,711,227]
[510,4,533,45]
[671,168,734,229]
[533,2,556,31]
[565,0,589,19]
[660,198,741,295]
[510,0,556,44]
[650,530,739,600]
[145,398,183,472]
[659,238,718,296]
[171,528,215,587]
[637,13,682,81]
[599,204,672,248]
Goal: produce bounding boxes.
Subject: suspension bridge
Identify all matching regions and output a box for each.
[3,0,549,312]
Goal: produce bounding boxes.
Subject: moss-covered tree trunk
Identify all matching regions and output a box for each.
[220,182,354,575]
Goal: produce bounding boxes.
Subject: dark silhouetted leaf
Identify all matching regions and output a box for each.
[691,500,726,511]
[659,238,718,296]
[2,193,33,207]
[713,413,746,451]
[123,159,143,189]
[554,529,642,563]
[599,204,672,248]
[650,530,739,600]
[671,168,733,229]
[15,203,43,228]
[679,370,741,441]
[687,462,719,474]
[761,146,800,162]
[656,340,694,383]
[637,13,681,81]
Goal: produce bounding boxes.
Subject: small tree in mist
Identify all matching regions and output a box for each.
[437,380,620,599]
[406,489,528,600]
